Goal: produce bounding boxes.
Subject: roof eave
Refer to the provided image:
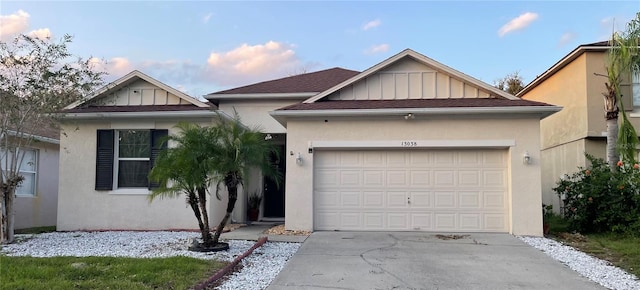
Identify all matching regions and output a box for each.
[517,46,610,97]
[269,105,562,126]
[59,110,219,120]
[205,92,318,101]
[4,130,59,144]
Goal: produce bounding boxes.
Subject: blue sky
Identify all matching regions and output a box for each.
[1,1,639,97]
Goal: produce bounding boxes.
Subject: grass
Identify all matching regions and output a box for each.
[0,255,226,290]
[546,215,640,277]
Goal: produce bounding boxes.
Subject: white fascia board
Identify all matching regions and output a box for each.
[205,92,318,101]
[5,130,59,144]
[270,106,562,118]
[60,110,218,120]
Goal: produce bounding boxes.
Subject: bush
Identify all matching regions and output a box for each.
[553,155,640,235]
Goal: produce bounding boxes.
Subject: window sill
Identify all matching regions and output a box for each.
[109,188,151,195]
[630,111,640,118]
[15,194,36,198]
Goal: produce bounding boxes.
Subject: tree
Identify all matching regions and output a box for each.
[208,113,280,245]
[602,13,640,169]
[149,122,218,247]
[0,34,103,243]
[494,71,525,95]
[148,114,279,250]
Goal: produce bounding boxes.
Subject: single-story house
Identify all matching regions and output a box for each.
[58,49,560,236]
[2,127,60,230]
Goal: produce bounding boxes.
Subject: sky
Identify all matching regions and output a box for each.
[1,1,639,98]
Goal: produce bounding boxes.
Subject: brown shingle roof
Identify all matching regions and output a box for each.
[210,67,359,95]
[279,98,554,111]
[64,104,213,113]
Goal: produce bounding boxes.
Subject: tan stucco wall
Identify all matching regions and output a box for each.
[14,141,59,229]
[521,53,589,150]
[219,99,303,134]
[539,139,588,212]
[57,118,228,231]
[283,116,544,236]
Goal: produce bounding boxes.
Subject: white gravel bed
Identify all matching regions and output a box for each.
[0,231,300,290]
[519,236,640,290]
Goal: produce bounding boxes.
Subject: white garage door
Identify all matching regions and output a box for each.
[314,149,508,232]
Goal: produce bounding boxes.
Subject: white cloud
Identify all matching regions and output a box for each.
[202,13,213,24]
[498,12,539,37]
[0,10,30,40]
[362,19,381,31]
[28,28,51,40]
[558,32,577,47]
[205,41,302,86]
[364,44,389,55]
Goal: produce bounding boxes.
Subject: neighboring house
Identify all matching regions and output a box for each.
[212,49,559,236]
[518,41,640,212]
[1,127,60,229]
[58,49,559,236]
[56,71,227,231]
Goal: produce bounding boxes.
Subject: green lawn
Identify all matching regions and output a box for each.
[0,255,226,290]
[547,216,640,277]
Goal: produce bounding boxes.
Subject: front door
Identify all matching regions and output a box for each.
[263,144,285,218]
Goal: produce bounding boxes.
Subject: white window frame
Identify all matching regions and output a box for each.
[113,130,150,193]
[1,147,38,197]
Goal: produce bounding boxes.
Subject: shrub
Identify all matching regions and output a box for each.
[553,155,640,235]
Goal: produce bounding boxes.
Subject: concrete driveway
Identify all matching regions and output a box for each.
[268,232,604,290]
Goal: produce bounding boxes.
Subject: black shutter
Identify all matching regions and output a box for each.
[149,129,168,189]
[95,130,114,190]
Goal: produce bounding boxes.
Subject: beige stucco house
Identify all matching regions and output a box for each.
[58,49,559,236]
[2,128,60,230]
[518,41,640,212]
[57,71,228,231]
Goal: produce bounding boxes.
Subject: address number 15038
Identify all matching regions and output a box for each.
[401,141,418,147]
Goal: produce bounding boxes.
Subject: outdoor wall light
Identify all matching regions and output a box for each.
[523,151,531,165]
[404,113,415,120]
[264,134,272,141]
[295,152,303,165]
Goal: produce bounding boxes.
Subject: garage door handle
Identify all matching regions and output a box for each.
[407,197,411,204]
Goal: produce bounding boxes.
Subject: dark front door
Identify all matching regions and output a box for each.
[263,144,285,218]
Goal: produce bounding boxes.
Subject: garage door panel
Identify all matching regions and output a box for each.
[387,214,409,229]
[341,191,361,207]
[388,191,409,208]
[409,191,431,207]
[460,214,481,230]
[459,191,481,208]
[483,191,506,208]
[434,213,457,230]
[434,191,456,207]
[363,170,385,186]
[434,170,455,186]
[410,170,430,186]
[363,191,385,207]
[458,171,480,186]
[314,150,508,232]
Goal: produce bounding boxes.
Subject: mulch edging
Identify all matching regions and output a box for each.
[194,236,269,290]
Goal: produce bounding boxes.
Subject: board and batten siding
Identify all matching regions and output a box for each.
[89,79,189,106]
[327,58,495,101]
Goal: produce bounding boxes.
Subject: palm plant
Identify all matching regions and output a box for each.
[603,13,640,169]
[209,113,280,244]
[149,122,218,247]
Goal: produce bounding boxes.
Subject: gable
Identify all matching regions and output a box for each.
[326,56,497,101]
[88,79,190,106]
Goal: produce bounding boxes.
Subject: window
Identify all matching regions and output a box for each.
[117,130,150,188]
[95,129,167,191]
[0,148,38,196]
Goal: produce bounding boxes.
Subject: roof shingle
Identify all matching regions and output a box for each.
[209,67,359,95]
[64,104,213,113]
